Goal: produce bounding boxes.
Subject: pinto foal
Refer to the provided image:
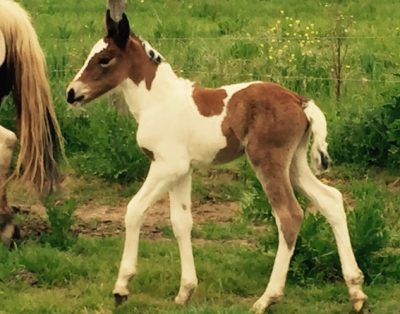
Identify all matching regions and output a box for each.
[66,11,367,313]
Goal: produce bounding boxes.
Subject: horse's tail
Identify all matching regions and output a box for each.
[0,1,64,192]
[303,99,330,173]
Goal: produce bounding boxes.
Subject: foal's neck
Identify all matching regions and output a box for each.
[120,63,192,121]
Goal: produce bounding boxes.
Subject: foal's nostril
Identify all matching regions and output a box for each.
[67,88,75,104]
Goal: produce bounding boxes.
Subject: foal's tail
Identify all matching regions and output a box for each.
[0,1,64,192]
[303,100,330,173]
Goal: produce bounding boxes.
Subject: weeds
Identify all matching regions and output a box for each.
[41,198,77,250]
[330,86,400,168]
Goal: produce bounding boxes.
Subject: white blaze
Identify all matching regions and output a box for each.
[73,39,108,81]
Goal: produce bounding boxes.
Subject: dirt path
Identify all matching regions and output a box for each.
[15,198,240,239]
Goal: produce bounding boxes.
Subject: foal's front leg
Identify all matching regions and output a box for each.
[113,159,190,305]
[169,172,198,305]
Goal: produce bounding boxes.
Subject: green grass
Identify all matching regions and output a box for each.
[1,0,400,313]
[1,236,399,314]
[15,0,400,113]
[1,168,400,313]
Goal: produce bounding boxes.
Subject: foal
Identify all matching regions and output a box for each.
[66,10,367,313]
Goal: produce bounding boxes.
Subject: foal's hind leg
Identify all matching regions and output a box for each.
[290,141,367,312]
[247,147,303,314]
[0,126,17,246]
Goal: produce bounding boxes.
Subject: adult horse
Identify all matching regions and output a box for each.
[0,0,63,245]
[66,6,367,314]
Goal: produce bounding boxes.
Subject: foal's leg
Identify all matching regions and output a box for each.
[247,148,303,314]
[169,172,198,305]
[0,126,17,246]
[113,158,190,305]
[290,140,367,312]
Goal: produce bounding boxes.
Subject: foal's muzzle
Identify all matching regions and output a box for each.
[66,87,85,104]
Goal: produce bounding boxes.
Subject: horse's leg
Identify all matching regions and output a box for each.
[247,145,303,314]
[0,125,17,246]
[290,139,367,312]
[0,126,17,240]
[113,157,190,305]
[169,172,197,305]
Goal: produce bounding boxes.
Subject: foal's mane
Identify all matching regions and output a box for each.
[0,1,63,192]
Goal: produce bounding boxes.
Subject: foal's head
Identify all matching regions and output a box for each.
[66,10,162,106]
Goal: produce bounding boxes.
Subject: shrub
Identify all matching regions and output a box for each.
[41,198,77,251]
[289,182,397,284]
[330,86,400,167]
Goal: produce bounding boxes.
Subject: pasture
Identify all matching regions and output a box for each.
[1,0,400,313]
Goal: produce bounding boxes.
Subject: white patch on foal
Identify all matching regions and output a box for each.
[140,38,164,64]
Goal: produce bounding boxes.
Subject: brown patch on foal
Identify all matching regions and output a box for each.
[128,36,158,90]
[192,86,227,117]
[78,36,158,100]
[215,82,308,248]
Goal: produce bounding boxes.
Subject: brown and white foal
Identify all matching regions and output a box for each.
[66,10,367,313]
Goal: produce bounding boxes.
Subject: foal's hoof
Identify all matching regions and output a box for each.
[114,293,128,307]
[174,283,197,305]
[352,298,368,313]
[252,294,282,314]
[351,291,368,313]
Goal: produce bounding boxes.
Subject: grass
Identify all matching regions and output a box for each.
[15,0,400,112]
[1,236,400,314]
[1,167,399,313]
[1,0,400,313]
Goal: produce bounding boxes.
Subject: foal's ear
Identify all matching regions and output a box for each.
[106,9,130,49]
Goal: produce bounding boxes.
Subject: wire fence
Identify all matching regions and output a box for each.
[47,69,400,84]
[49,35,400,42]
[45,34,400,84]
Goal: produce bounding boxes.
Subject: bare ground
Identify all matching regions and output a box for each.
[13,198,241,240]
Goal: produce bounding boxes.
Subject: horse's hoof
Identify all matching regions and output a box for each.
[1,223,19,248]
[114,293,128,307]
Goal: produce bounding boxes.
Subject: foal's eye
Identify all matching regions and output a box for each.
[99,57,115,68]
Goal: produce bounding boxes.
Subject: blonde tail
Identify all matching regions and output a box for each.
[0,1,64,192]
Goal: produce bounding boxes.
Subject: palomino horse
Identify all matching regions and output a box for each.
[0,1,63,245]
[66,9,367,314]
